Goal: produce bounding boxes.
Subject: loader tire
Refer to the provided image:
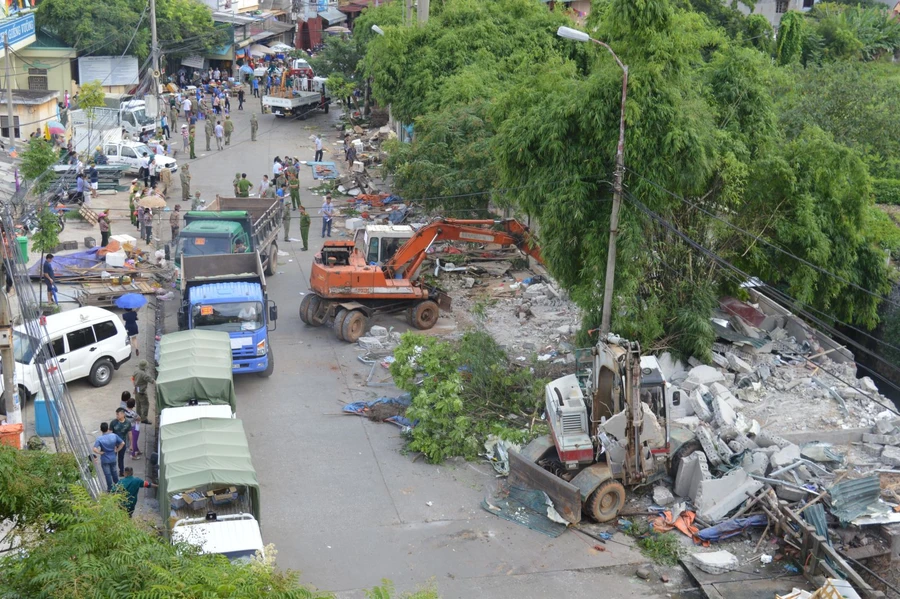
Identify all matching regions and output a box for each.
[310,296,329,326]
[586,480,626,523]
[333,309,349,341]
[411,300,440,330]
[341,310,367,343]
[299,294,313,324]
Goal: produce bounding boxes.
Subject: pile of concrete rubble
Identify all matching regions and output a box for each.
[334,124,395,197]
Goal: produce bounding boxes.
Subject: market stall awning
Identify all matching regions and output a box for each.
[250,43,275,56]
[181,55,204,69]
[318,8,347,25]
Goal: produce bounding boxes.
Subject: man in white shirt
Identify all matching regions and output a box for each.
[259,175,270,197]
[182,97,191,119]
[214,121,224,150]
[273,158,283,178]
[314,135,323,162]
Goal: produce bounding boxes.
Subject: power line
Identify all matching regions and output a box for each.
[624,166,900,311]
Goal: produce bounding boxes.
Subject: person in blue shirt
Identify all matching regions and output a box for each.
[92,421,125,491]
[251,77,259,98]
[75,173,86,204]
[42,254,55,305]
[160,113,169,139]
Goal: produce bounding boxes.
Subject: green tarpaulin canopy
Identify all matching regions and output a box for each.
[156,330,236,413]
[159,417,260,522]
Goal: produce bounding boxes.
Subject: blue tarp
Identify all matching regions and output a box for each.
[27,247,106,280]
[343,394,415,428]
[309,161,337,180]
[695,514,768,543]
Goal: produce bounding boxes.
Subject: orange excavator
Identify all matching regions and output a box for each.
[300,218,542,342]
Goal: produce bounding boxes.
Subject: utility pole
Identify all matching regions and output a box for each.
[4,34,16,154]
[0,242,21,448]
[418,0,429,24]
[149,0,161,122]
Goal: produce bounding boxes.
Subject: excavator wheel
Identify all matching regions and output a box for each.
[341,310,367,343]
[405,307,415,326]
[585,480,626,523]
[411,300,440,330]
[333,309,349,341]
[308,296,327,326]
[299,294,313,324]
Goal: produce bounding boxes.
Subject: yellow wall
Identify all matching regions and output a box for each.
[10,98,58,140]
[6,48,74,98]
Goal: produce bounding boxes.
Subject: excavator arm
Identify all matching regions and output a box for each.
[384,218,542,280]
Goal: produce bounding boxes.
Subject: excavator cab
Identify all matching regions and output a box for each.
[318,242,353,267]
[352,225,415,265]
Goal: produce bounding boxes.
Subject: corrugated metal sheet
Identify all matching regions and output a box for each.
[830,475,881,523]
[803,503,830,540]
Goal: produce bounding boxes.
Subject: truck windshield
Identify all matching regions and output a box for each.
[192,302,264,332]
[132,109,152,125]
[179,236,233,258]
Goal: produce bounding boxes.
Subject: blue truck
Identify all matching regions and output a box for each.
[179,252,278,377]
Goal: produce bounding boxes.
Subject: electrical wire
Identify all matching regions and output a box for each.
[624,166,900,311]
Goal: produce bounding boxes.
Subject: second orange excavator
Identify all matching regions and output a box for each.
[299,218,542,342]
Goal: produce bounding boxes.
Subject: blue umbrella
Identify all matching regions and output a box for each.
[240,65,254,75]
[115,293,148,309]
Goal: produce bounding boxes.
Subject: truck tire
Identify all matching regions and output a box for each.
[341,310,367,343]
[411,300,440,330]
[333,308,349,341]
[299,294,313,324]
[265,243,277,276]
[585,480,626,523]
[258,350,274,378]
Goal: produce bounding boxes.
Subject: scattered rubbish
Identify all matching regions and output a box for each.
[482,487,569,538]
[760,554,773,564]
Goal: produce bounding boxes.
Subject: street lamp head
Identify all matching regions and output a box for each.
[372,25,385,36]
[557,26,590,43]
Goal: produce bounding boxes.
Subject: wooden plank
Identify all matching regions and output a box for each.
[508,449,582,524]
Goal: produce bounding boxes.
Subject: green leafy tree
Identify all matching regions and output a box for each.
[37,0,223,63]
[20,138,59,195]
[803,2,900,62]
[0,445,80,536]
[31,208,61,307]
[776,11,805,65]
[310,36,362,81]
[0,485,333,598]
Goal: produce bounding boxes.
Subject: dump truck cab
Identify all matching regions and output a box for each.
[176,220,250,265]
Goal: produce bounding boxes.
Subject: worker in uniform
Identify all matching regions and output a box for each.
[289,172,300,210]
[224,115,234,146]
[250,113,258,142]
[189,126,196,159]
[158,165,171,197]
[233,172,241,196]
[282,196,291,242]
[132,360,154,424]
[298,205,310,251]
[204,117,214,152]
[180,163,191,202]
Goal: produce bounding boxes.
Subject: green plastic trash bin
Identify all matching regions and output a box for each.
[15,236,27,263]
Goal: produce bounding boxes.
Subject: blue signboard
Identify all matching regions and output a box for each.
[0,13,36,51]
[317,0,328,11]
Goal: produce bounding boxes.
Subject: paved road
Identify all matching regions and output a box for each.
[43,104,689,598]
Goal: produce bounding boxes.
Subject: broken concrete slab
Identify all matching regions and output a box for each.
[740,451,769,475]
[770,443,802,469]
[653,485,675,506]
[695,469,764,523]
[682,365,726,391]
[674,451,711,499]
[357,337,384,351]
[690,389,713,423]
[860,443,884,458]
[692,550,740,575]
[726,352,753,374]
[862,433,900,445]
[860,377,880,394]
[882,445,900,468]
[368,325,389,339]
[713,395,737,428]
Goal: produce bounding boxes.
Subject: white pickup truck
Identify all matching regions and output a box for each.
[102,140,178,175]
[262,76,331,118]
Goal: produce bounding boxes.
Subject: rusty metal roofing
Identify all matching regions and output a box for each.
[830,475,881,523]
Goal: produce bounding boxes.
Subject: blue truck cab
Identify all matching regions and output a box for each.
[179,252,278,377]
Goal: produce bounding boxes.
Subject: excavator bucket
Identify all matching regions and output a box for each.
[508,437,582,524]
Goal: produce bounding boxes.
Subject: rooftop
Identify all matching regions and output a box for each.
[0,90,59,105]
[24,30,74,51]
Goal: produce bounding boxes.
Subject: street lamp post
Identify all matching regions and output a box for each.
[557,26,628,338]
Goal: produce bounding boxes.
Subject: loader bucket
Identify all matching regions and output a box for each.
[508,437,583,524]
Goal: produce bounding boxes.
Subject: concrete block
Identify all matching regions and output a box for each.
[674,451,710,499]
[696,425,723,468]
[713,394,737,428]
[711,353,729,369]
[682,365,726,391]
[876,417,897,435]
[690,389,713,423]
[882,445,900,467]
[368,325,389,339]
[695,469,764,523]
[740,451,769,476]
[652,485,675,506]
[357,337,384,351]
[692,550,739,575]
[755,431,794,449]
[770,443,801,469]
[863,433,900,445]
[861,443,884,457]
[344,217,366,231]
[726,352,753,374]
[861,377,880,394]
[728,434,758,454]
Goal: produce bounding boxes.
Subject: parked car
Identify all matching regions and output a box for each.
[13,307,133,397]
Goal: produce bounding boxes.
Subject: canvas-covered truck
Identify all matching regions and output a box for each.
[159,417,263,562]
[155,330,238,417]
[262,76,330,118]
[176,197,282,276]
[179,253,278,377]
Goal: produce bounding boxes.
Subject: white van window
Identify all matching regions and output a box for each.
[49,337,65,357]
[66,327,96,352]
[94,321,117,342]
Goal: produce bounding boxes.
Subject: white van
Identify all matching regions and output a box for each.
[13,307,133,397]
